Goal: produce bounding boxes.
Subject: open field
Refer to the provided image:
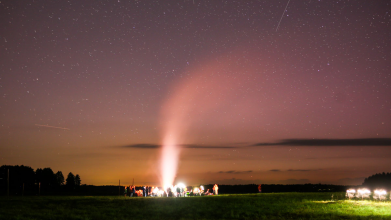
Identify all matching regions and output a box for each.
[1,193,391,220]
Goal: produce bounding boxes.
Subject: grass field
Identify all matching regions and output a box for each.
[1,192,391,220]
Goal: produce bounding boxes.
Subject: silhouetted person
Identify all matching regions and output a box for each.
[133,186,136,197]
[124,186,127,197]
[127,186,131,197]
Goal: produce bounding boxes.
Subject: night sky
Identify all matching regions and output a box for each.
[1,0,390,186]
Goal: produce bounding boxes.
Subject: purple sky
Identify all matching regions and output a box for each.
[1,0,390,186]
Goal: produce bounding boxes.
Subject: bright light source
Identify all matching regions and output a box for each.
[356,188,371,200]
[193,187,199,194]
[346,189,356,199]
[177,183,186,189]
[374,189,387,200]
[158,190,164,197]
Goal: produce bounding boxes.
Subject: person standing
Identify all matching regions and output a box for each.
[131,186,135,197]
[213,184,219,195]
[127,186,131,197]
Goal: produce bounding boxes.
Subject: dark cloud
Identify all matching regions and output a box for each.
[117,138,391,150]
[182,144,235,149]
[218,170,252,174]
[269,169,321,172]
[121,144,235,149]
[287,169,322,172]
[304,153,391,160]
[254,138,391,147]
[123,144,161,149]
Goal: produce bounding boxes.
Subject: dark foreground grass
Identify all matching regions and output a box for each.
[1,193,391,220]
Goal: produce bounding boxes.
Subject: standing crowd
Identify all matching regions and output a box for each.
[123,184,219,197]
[124,185,151,197]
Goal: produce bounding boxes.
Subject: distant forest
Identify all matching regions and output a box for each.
[0,165,81,196]
[1,165,389,196]
[362,172,391,189]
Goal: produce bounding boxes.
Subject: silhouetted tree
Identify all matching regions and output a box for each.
[56,171,65,186]
[75,174,81,186]
[66,172,75,188]
[42,168,56,187]
[0,165,35,195]
[35,167,57,191]
[35,168,43,185]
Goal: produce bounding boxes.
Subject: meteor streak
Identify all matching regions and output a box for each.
[276,0,291,32]
[35,124,70,130]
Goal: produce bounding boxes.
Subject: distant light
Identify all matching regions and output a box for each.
[357,188,370,194]
[356,188,371,200]
[374,189,387,195]
[177,183,186,189]
[158,190,164,197]
[193,187,199,194]
[346,189,356,199]
[374,189,387,200]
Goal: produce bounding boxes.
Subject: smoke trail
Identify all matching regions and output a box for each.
[159,49,264,187]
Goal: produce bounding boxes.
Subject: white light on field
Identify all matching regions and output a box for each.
[374,189,387,200]
[357,189,370,195]
[356,188,371,200]
[374,189,387,195]
[346,189,356,199]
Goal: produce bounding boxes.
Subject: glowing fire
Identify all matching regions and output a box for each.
[160,134,180,189]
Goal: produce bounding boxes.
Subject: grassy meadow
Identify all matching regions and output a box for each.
[1,192,391,220]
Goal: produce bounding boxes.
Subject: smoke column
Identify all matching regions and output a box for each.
[159,49,267,187]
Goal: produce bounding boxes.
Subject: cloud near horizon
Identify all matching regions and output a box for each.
[218,170,253,174]
[269,169,322,172]
[119,138,391,150]
[121,144,235,149]
[287,169,322,172]
[254,138,391,147]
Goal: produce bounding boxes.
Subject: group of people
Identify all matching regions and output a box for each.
[123,185,136,197]
[124,185,151,197]
[123,184,219,197]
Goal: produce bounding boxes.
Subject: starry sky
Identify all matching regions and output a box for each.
[1,0,390,186]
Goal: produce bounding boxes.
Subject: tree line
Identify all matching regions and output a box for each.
[0,165,81,195]
[362,172,391,189]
